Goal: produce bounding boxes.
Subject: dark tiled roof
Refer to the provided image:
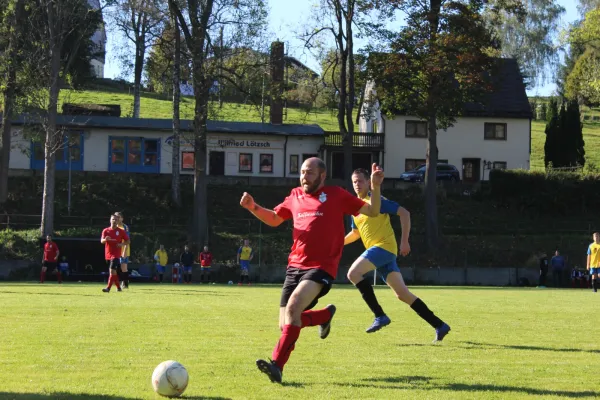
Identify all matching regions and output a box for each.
[462,58,532,119]
[10,115,324,136]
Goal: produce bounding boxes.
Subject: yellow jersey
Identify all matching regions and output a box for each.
[351,194,400,255]
[588,242,600,267]
[118,223,130,257]
[238,246,253,261]
[155,250,168,266]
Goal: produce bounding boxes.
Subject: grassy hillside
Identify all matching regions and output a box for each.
[60,89,341,131]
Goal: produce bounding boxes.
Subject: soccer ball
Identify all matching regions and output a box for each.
[151,360,189,398]
[228,280,233,285]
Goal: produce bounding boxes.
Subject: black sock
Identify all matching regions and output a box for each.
[124,271,129,287]
[355,279,386,318]
[188,274,192,283]
[411,298,444,329]
[159,273,163,282]
[240,274,244,283]
[200,273,204,282]
[207,272,211,283]
[593,280,597,291]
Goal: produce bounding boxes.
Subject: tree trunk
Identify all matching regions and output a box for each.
[133,41,145,118]
[171,7,182,207]
[0,0,23,205]
[424,113,439,251]
[344,2,356,190]
[41,15,62,237]
[191,56,208,249]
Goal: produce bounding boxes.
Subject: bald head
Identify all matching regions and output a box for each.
[302,157,326,172]
[300,157,326,194]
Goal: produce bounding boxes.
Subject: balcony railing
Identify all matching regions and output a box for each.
[323,132,385,149]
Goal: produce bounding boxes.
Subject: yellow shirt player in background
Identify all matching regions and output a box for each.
[237,239,253,285]
[586,232,600,293]
[114,212,131,289]
[154,244,168,283]
[344,168,450,342]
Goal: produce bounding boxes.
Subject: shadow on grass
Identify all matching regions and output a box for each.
[461,341,600,354]
[0,393,232,400]
[334,376,600,398]
[136,289,239,296]
[281,381,306,388]
[0,291,102,297]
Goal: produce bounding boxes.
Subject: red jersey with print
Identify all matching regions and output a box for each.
[43,242,59,262]
[274,186,366,277]
[199,251,213,267]
[102,227,129,260]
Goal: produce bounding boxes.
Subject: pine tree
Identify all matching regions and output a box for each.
[565,100,585,167]
[544,98,559,169]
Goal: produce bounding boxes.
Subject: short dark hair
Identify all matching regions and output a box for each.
[352,168,370,180]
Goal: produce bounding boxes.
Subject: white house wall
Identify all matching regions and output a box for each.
[8,128,31,170]
[383,116,530,179]
[285,137,323,177]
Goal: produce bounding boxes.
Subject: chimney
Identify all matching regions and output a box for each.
[270,41,284,125]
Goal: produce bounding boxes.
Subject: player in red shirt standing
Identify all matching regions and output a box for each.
[199,246,213,284]
[240,158,384,383]
[101,214,130,293]
[40,235,61,284]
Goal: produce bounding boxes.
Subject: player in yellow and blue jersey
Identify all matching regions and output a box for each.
[344,168,450,342]
[586,232,600,293]
[237,239,254,285]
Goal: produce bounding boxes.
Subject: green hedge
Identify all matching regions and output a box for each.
[489,169,600,215]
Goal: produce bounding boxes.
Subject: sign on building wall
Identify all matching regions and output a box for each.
[165,134,283,150]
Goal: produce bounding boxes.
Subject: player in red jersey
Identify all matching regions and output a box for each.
[241,157,384,383]
[40,235,61,284]
[101,214,130,293]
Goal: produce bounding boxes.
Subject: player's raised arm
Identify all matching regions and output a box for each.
[358,163,383,217]
[240,192,285,227]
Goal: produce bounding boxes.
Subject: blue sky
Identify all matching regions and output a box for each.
[104,0,580,97]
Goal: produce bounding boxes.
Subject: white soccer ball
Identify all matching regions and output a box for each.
[151,360,189,398]
[228,280,233,285]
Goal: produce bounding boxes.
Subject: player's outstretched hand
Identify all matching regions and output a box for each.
[371,163,384,187]
[240,192,255,210]
[399,241,411,257]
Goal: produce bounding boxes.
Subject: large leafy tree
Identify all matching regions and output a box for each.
[168,0,267,249]
[369,0,523,251]
[484,0,564,86]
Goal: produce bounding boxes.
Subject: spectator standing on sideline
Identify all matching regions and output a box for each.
[58,256,70,278]
[538,252,549,288]
[40,235,61,284]
[550,250,566,288]
[180,245,195,284]
[237,239,253,285]
[199,246,213,284]
[154,244,168,283]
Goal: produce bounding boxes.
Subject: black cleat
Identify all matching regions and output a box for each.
[117,287,122,292]
[319,304,337,340]
[102,288,110,293]
[256,359,282,383]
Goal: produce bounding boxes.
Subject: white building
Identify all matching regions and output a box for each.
[8,116,323,178]
[88,0,106,78]
[358,58,532,182]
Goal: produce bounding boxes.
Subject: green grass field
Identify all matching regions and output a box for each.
[1,283,599,399]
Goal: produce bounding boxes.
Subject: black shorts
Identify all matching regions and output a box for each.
[42,261,57,270]
[279,267,334,310]
[106,258,120,270]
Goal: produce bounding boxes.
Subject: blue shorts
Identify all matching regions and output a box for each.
[157,265,166,273]
[361,247,400,282]
[591,268,600,275]
[240,260,250,271]
[201,266,211,271]
[120,257,129,264]
[184,266,192,273]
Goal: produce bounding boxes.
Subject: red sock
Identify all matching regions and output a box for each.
[271,324,301,371]
[113,275,120,288]
[301,307,332,328]
[40,271,46,283]
[56,271,62,283]
[107,275,114,289]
